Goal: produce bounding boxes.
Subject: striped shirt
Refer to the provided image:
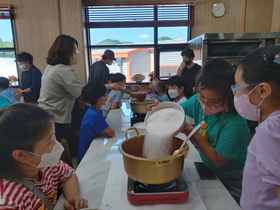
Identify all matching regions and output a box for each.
[0,160,75,210]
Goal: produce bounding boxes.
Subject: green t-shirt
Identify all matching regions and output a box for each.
[180,94,250,172]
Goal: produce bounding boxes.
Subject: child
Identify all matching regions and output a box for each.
[233,46,280,209]
[167,75,193,103]
[167,75,194,124]
[77,82,115,163]
[147,75,160,95]
[0,77,20,104]
[153,81,170,102]
[0,103,88,210]
[101,73,126,118]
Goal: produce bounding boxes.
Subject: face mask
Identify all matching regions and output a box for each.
[168,89,179,98]
[19,64,28,71]
[185,60,192,65]
[108,60,113,65]
[233,86,264,121]
[70,53,79,65]
[202,104,228,115]
[26,141,64,168]
[152,81,158,86]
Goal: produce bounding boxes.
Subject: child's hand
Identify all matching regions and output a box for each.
[98,131,107,138]
[64,196,88,210]
[146,101,160,111]
[180,123,194,135]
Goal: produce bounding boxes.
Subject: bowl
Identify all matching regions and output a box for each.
[132,74,145,84]
[126,84,139,92]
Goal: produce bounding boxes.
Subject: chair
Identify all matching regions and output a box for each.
[59,138,73,167]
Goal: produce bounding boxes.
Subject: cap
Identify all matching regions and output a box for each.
[103,49,116,60]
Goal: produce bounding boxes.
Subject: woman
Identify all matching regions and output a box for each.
[38,35,118,141]
[233,46,280,209]
[149,58,250,204]
[0,103,88,209]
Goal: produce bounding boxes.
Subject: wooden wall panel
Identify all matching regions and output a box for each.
[8,0,60,73]
[245,0,273,33]
[271,0,280,32]
[59,0,87,83]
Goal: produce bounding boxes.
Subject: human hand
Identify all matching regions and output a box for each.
[179,61,185,70]
[180,123,194,136]
[105,83,121,91]
[64,196,88,210]
[146,101,160,111]
[98,131,107,138]
[15,89,23,100]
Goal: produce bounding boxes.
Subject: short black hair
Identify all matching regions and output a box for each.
[195,58,236,108]
[0,77,9,89]
[15,52,33,65]
[82,82,107,105]
[106,73,114,83]
[156,81,167,92]
[181,48,195,58]
[111,73,126,83]
[167,75,193,98]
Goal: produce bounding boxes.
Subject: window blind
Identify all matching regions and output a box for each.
[0,5,12,19]
[84,3,194,28]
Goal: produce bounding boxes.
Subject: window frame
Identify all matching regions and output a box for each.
[84,3,194,83]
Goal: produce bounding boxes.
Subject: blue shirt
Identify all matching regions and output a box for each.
[77,107,109,163]
[0,95,10,109]
[20,65,42,102]
[0,87,20,104]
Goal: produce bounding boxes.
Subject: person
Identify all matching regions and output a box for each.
[167,75,194,124]
[15,52,42,103]
[0,77,20,104]
[233,46,280,209]
[77,82,115,163]
[0,103,88,210]
[148,58,250,204]
[0,95,10,109]
[101,73,126,118]
[38,35,119,141]
[106,73,114,94]
[152,81,170,102]
[88,49,116,84]
[167,75,193,103]
[177,47,201,89]
[147,75,160,96]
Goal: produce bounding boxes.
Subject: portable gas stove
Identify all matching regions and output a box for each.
[127,175,189,204]
[130,113,146,126]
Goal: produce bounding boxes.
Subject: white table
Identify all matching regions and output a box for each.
[55,101,241,210]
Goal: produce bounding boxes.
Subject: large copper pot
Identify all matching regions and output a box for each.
[118,127,189,184]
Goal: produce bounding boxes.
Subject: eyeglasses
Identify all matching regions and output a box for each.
[231,82,260,95]
[196,96,220,110]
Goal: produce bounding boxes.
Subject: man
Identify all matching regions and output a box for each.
[177,48,201,88]
[15,52,42,104]
[88,49,116,84]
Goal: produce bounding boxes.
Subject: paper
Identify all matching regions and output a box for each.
[100,158,206,210]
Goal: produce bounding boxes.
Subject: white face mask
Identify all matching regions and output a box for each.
[152,80,159,86]
[70,53,79,65]
[26,141,64,168]
[108,60,113,65]
[168,89,179,98]
[19,64,28,71]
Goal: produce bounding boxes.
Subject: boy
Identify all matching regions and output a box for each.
[0,77,20,104]
[101,73,126,118]
[77,82,115,163]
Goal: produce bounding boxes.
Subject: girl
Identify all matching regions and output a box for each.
[148,58,251,204]
[233,46,280,209]
[0,103,88,210]
[153,81,170,102]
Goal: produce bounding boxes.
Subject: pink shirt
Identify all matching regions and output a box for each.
[0,160,75,210]
[241,111,280,210]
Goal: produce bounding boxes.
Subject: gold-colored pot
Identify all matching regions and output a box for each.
[129,99,157,114]
[118,127,189,184]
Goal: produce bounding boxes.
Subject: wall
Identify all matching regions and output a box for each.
[1,0,279,82]
[1,0,87,83]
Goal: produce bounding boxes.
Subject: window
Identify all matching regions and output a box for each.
[84,2,194,82]
[0,5,18,86]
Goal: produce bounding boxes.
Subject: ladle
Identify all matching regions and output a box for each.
[179,121,205,149]
[120,88,146,102]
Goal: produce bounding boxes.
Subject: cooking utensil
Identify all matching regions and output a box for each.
[130,99,157,114]
[120,88,146,102]
[179,121,205,149]
[119,127,189,184]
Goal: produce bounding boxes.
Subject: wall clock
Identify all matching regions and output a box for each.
[211,3,226,18]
